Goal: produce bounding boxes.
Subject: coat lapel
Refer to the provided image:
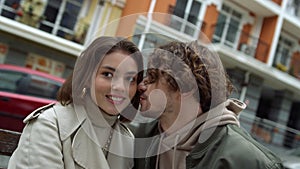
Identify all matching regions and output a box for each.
[72,124,110,169]
[54,104,110,169]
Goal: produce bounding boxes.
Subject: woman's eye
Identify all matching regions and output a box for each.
[102,72,113,78]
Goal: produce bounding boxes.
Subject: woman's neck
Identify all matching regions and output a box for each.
[99,108,118,126]
[85,95,118,127]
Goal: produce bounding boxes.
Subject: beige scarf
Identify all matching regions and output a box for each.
[157,98,246,169]
[85,95,134,169]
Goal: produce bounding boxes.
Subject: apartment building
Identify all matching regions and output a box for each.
[0,0,125,77]
[0,0,299,149]
[113,0,300,149]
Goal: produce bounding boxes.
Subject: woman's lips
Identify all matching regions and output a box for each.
[106,95,125,105]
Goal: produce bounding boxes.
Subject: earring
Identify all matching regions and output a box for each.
[81,87,86,98]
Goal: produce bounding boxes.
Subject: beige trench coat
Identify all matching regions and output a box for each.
[8,103,134,169]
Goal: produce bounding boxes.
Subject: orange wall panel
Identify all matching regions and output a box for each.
[291,51,300,79]
[272,0,282,6]
[153,0,176,24]
[154,0,176,14]
[201,4,219,42]
[116,0,150,37]
[256,16,278,63]
[121,0,150,17]
[238,24,252,47]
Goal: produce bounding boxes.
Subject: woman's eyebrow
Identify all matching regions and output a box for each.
[102,65,137,75]
[101,65,116,72]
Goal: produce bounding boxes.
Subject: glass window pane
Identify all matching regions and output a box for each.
[173,0,187,18]
[281,48,289,65]
[214,13,226,38]
[1,10,17,19]
[26,75,61,99]
[188,1,201,24]
[57,30,70,39]
[39,24,53,33]
[44,0,61,22]
[1,0,21,19]
[222,4,230,13]
[60,2,81,29]
[226,18,239,43]
[0,70,24,93]
[232,10,242,19]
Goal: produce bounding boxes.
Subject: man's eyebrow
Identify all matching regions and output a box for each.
[126,71,138,75]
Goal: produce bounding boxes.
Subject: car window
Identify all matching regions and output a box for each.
[0,69,25,93]
[26,75,61,99]
[0,69,62,100]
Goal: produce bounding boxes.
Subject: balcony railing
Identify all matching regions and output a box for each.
[211,22,269,61]
[168,15,200,38]
[273,51,292,72]
[240,115,300,149]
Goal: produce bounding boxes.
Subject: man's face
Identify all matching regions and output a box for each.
[139,76,180,119]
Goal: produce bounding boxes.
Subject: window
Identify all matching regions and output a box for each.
[213,4,242,47]
[286,0,300,18]
[0,0,84,43]
[169,0,202,37]
[26,75,61,99]
[0,70,24,93]
[273,36,294,72]
[0,0,21,19]
[39,0,84,39]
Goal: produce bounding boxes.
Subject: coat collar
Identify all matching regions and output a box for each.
[54,103,110,169]
[53,103,85,141]
[72,124,110,169]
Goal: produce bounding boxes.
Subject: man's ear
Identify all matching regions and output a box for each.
[181,88,197,98]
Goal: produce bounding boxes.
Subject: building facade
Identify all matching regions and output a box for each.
[116,0,300,149]
[0,0,125,78]
[0,0,299,148]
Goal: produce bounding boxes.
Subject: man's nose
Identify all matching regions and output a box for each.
[138,80,147,93]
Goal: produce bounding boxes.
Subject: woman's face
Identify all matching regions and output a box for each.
[93,51,138,116]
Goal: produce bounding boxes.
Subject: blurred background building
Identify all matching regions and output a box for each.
[0,0,300,150]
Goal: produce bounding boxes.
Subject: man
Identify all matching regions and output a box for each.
[131,41,284,169]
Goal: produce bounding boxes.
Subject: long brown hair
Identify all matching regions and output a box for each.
[57,36,144,121]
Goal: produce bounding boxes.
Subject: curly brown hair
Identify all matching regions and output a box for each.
[146,41,233,113]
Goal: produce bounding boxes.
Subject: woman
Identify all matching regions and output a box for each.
[8,36,144,169]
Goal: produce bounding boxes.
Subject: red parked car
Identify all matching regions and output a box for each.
[0,64,65,132]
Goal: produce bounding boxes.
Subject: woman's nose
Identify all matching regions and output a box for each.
[112,78,126,91]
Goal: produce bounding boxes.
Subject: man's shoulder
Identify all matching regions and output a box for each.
[222,125,278,155]
[189,125,283,168]
[227,125,283,165]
